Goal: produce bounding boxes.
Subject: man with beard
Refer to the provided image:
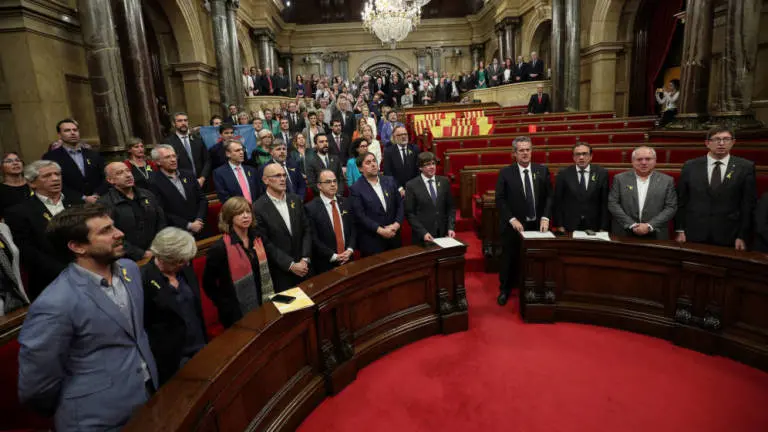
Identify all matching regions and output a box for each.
[306,133,345,197]
[256,139,306,199]
[18,203,158,431]
[163,112,211,187]
[99,162,167,261]
[43,119,106,202]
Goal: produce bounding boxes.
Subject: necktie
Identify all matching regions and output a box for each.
[181,136,196,175]
[538,95,542,104]
[428,179,437,204]
[523,169,536,220]
[401,146,407,164]
[335,135,341,152]
[579,169,587,191]
[267,76,273,92]
[292,113,297,124]
[711,161,723,189]
[323,155,329,168]
[235,166,251,203]
[331,200,345,254]
[283,163,294,192]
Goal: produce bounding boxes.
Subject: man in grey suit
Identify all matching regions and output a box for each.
[18,204,159,430]
[404,152,456,244]
[608,146,677,239]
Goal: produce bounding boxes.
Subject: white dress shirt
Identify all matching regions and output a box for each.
[229,162,251,197]
[37,192,66,216]
[421,174,438,196]
[655,91,680,111]
[635,174,651,221]
[367,178,387,211]
[707,154,730,184]
[510,164,549,224]
[320,194,353,262]
[576,165,591,191]
[267,191,292,235]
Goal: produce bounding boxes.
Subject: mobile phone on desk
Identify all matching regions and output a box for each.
[271,294,296,304]
[585,230,596,236]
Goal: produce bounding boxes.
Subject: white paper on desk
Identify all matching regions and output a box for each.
[572,231,611,241]
[520,231,556,239]
[432,237,464,248]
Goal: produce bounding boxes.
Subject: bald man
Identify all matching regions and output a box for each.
[253,163,313,292]
[98,162,166,260]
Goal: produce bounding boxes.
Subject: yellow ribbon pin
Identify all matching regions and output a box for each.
[183,178,188,183]
[150,280,161,290]
[726,171,733,180]
[144,199,149,205]
[86,159,91,166]
[591,174,597,182]
[0,239,5,249]
[628,185,633,191]
[290,201,296,209]
[121,267,132,282]
[43,212,52,221]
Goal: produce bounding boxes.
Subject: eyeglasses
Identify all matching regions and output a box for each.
[709,137,733,144]
[2,158,21,164]
[318,179,338,185]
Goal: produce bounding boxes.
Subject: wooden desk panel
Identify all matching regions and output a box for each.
[520,236,768,371]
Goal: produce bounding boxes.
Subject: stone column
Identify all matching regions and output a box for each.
[284,54,293,94]
[470,44,484,68]
[337,52,349,80]
[671,0,714,129]
[211,0,235,114]
[415,48,428,74]
[226,0,244,107]
[321,53,334,77]
[551,0,566,112]
[430,48,442,74]
[504,20,516,60]
[114,0,161,144]
[709,0,764,129]
[496,26,505,63]
[269,41,278,73]
[77,0,132,149]
[255,32,271,70]
[565,0,581,111]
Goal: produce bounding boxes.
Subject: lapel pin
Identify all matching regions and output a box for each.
[628,185,633,191]
[0,239,5,249]
[144,199,149,205]
[30,190,34,196]
[150,280,161,290]
[726,171,733,180]
[121,267,132,283]
[43,212,51,221]
[183,177,188,184]
[247,171,251,177]
[591,174,597,182]
[290,201,296,209]
[86,159,91,166]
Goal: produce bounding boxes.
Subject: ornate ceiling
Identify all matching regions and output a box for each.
[281,0,485,25]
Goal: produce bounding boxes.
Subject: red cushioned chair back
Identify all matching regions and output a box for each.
[475,171,499,196]
[192,256,225,339]
[757,174,768,195]
[0,340,52,430]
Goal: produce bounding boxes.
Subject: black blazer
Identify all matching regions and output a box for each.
[755,193,768,253]
[253,193,312,292]
[332,111,356,137]
[287,112,305,134]
[404,175,456,244]
[98,187,167,260]
[349,175,404,256]
[255,158,307,199]
[4,193,83,299]
[527,59,544,80]
[495,163,553,232]
[42,146,106,197]
[202,232,263,328]
[305,196,357,273]
[306,152,345,196]
[515,62,528,81]
[676,156,757,246]
[553,165,610,232]
[528,93,552,114]
[141,260,207,386]
[149,170,207,233]
[260,74,276,95]
[383,143,420,190]
[163,134,212,180]
[327,133,351,159]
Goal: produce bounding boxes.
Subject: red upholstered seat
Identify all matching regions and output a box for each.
[445,153,482,181]
[192,255,225,339]
[731,148,768,166]
[593,149,627,164]
[610,132,647,144]
[757,173,768,195]
[475,171,500,197]
[206,201,223,236]
[665,148,705,164]
[545,149,573,164]
[488,137,510,147]
[0,340,52,430]
[480,152,514,166]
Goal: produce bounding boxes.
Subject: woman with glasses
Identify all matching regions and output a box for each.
[123,137,157,190]
[0,152,31,220]
[346,138,370,186]
[203,197,274,328]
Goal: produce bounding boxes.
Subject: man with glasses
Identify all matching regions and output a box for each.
[404,152,455,245]
[253,163,312,292]
[553,143,610,233]
[383,125,420,197]
[305,170,356,273]
[675,126,756,250]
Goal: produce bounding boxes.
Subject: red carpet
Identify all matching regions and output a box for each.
[298,230,768,432]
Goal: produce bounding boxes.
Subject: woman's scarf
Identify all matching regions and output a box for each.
[224,233,275,314]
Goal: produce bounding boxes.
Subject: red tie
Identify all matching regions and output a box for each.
[538,95,542,104]
[235,166,252,203]
[331,200,345,254]
[267,76,273,93]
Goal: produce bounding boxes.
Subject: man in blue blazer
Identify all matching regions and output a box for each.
[213,139,259,204]
[18,203,159,430]
[305,169,357,273]
[43,119,106,201]
[256,139,306,199]
[350,152,404,256]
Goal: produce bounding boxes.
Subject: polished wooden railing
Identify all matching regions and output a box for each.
[520,235,768,371]
[124,243,467,431]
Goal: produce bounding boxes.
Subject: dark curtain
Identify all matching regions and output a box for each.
[645,0,684,114]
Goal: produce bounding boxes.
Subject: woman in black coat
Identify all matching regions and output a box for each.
[142,227,208,386]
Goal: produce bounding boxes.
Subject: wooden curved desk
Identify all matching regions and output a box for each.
[521,236,768,371]
[124,244,467,431]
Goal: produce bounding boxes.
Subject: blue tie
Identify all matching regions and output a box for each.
[523,169,536,221]
[428,179,437,204]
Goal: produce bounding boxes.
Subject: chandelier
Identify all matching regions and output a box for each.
[362,0,430,49]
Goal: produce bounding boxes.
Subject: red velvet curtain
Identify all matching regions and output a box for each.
[645,0,683,114]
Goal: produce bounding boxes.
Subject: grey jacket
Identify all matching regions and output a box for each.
[607,170,678,239]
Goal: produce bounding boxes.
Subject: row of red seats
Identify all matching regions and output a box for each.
[495,117,656,134]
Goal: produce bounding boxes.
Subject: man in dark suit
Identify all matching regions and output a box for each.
[163,112,211,187]
[553,143,610,232]
[350,152,404,256]
[5,160,83,300]
[608,146,678,239]
[149,145,207,238]
[253,163,312,292]
[306,133,345,197]
[305,169,356,273]
[487,58,503,87]
[260,67,275,95]
[277,118,293,150]
[495,137,553,306]
[527,51,544,81]
[515,55,528,82]
[208,123,236,172]
[256,139,306,199]
[675,126,757,250]
[435,78,450,103]
[213,140,259,204]
[404,152,456,244]
[226,104,240,125]
[327,119,351,160]
[332,99,356,138]
[383,125,420,196]
[275,67,290,96]
[287,101,305,134]
[527,84,551,114]
[43,118,106,202]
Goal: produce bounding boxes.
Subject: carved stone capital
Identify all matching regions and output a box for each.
[469,43,484,54]
[414,48,430,57]
[320,53,335,63]
[226,0,240,10]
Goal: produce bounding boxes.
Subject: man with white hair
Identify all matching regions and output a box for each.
[5,160,83,299]
[527,51,544,81]
[608,146,677,239]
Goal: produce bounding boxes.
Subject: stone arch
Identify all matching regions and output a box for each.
[237,21,254,70]
[150,0,207,63]
[522,4,552,56]
[589,0,626,45]
[356,55,411,76]
[529,20,552,67]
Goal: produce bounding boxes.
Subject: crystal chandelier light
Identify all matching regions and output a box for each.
[362,0,430,49]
